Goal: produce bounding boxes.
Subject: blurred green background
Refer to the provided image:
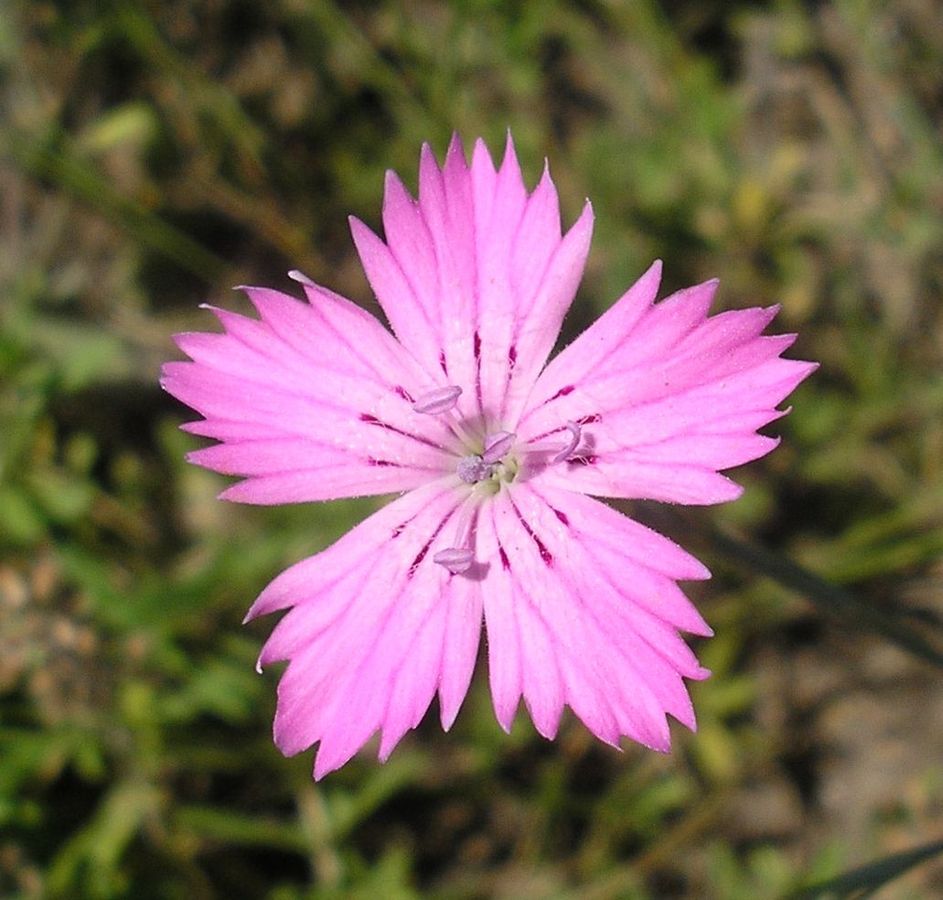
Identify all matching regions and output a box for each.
[2,1,942,897]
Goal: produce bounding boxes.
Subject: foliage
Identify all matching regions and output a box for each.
[1,0,942,896]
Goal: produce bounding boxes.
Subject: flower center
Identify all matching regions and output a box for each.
[457,430,518,487]
[409,383,584,575]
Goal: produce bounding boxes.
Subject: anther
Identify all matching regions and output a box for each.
[482,431,516,464]
[412,385,462,415]
[433,547,474,574]
[551,421,582,463]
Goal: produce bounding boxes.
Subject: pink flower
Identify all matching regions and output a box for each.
[162,135,815,779]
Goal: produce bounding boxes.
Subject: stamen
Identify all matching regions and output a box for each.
[551,421,582,463]
[412,385,462,415]
[482,431,516,464]
[433,547,473,574]
[433,492,478,574]
[411,383,478,447]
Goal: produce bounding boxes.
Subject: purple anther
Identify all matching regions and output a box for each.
[551,421,582,463]
[412,385,462,415]
[433,547,474,574]
[482,431,516,464]
[457,454,489,484]
[287,269,317,287]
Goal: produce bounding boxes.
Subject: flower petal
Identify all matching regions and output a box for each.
[351,135,591,429]
[249,482,483,779]
[500,199,594,427]
[418,138,480,421]
[478,484,710,750]
[162,286,461,503]
[521,273,816,502]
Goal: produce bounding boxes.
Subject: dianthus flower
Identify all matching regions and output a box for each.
[162,134,814,778]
